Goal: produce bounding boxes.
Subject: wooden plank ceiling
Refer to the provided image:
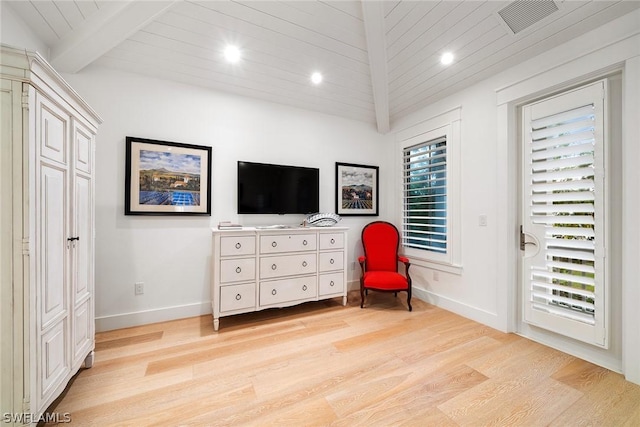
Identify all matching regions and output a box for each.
[6,0,639,133]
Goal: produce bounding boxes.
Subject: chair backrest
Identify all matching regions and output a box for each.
[361,221,400,272]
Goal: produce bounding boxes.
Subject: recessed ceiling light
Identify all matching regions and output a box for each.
[224,45,241,63]
[440,52,454,65]
[311,72,323,85]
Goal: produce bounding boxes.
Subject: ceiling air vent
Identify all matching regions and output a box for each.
[497,0,559,34]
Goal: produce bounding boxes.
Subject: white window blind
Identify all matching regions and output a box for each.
[403,136,447,254]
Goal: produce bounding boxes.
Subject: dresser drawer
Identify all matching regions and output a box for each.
[319,251,344,272]
[260,234,317,254]
[220,258,255,283]
[260,276,316,306]
[260,253,317,279]
[319,233,344,250]
[220,283,256,313]
[319,272,344,296]
[220,236,256,257]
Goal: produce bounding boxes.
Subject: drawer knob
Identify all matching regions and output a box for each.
[235,293,242,301]
[330,281,335,287]
[235,242,242,249]
[271,289,277,295]
[302,285,308,291]
[271,264,277,270]
[330,259,335,264]
[236,266,242,273]
[303,240,308,246]
[330,238,335,244]
[271,241,277,247]
[302,261,308,267]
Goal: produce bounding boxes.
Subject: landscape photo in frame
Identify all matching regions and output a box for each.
[335,162,379,216]
[125,137,212,215]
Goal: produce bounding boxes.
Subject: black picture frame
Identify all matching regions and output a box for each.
[125,136,212,215]
[335,162,379,216]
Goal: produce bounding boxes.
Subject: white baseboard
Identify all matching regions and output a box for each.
[412,287,505,332]
[348,281,504,331]
[95,302,212,332]
[96,286,502,334]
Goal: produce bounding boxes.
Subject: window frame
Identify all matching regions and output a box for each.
[396,108,462,272]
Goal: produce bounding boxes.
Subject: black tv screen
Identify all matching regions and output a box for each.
[237,161,319,214]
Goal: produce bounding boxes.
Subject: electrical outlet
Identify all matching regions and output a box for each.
[479,215,488,226]
[350,261,356,271]
[135,282,144,295]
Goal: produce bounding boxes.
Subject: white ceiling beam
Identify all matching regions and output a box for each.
[361,1,390,134]
[51,1,178,73]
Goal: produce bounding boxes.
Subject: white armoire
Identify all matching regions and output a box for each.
[1,45,101,423]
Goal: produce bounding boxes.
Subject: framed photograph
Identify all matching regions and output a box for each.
[125,137,212,215]
[335,162,379,216]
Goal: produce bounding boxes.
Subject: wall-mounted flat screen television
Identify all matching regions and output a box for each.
[237,161,319,214]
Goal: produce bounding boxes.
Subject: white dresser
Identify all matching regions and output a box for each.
[211,227,348,330]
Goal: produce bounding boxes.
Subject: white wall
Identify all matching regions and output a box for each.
[0,2,49,57]
[391,9,640,382]
[61,67,393,331]
[393,86,501,328]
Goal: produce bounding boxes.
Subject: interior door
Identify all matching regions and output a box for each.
[521,80,607,348]
[35,93,72,406]
[71,120,95,364]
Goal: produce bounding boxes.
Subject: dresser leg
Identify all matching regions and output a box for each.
[84,351,95,368]
[214,318,220,331]
[343,295,347,306]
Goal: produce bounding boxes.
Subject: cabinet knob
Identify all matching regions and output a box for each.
[302,285,308,291]
[235,267,242,273]
[271,264,277,270]
[330,281,335,287]
[235,293,242,301]
[235,242,242,249]
[302,261,308,267]
[303,240,308,246]
[271,289,277,295]
[272,241,277,247]
[330,259,335,264]
[330,238,335,244]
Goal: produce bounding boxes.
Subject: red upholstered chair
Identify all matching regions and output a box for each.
[358,221,412,311]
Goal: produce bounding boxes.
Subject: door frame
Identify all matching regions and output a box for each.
[496,56,640,383]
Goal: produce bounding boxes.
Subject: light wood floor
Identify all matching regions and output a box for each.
[47,293,640,426]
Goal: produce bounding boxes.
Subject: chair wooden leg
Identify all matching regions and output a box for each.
[407,289,412,312]
[360,286,365,309]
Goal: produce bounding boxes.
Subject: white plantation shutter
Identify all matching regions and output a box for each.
[403,137,447,254]
[522,81,607,347]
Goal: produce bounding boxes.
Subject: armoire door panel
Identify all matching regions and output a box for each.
[40,320,69,402]
[40,164,67,329]
[74,174,91,301]
[72,299,92,361]
[37,97,68,164]
[74,122,92,174]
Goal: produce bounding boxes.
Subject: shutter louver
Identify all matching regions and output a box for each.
[528,103,598,325]
[403,137,447,254]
